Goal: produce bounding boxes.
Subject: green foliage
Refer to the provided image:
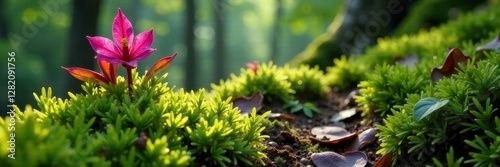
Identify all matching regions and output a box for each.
[325,56,368,89]
[375,52,500,166]
[283,100,321,118]
[211,62,327,104]
[282,64,327,99]
[356,64,429,117]
[431,147,464,167]
[353,6,500,166]
[328,5,500,91]
[0,71,270,167]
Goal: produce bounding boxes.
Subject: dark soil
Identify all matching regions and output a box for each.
[258,88,383,167]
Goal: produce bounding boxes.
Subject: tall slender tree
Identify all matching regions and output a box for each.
[0,0,8,39]
[270,0,283,62]
[214,0,225,82]
[64,0,102,94]
[185,0,197,91]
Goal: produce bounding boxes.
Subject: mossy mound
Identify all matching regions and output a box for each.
[0,72,269,167]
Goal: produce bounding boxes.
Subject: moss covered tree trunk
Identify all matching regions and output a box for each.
[291,0,414,70]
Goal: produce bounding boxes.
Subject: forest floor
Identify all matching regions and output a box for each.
[257,88,384,167]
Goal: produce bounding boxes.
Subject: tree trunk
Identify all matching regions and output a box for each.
[64,0,101,94]
[214,0,226,83]
[184,0,197,91]
[0,0,8,39]
[270,0,282,62]
[291,0,414,70]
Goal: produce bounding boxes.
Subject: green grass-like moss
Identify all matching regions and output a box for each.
[0,71,270,167]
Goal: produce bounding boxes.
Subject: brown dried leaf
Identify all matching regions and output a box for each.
[231,90,263,115]
[374,152,393,167]
[267,113,295,121]
[431,48,471,82]
[344,128,377,151]
[309,126,358,144]
[311,151,367,167]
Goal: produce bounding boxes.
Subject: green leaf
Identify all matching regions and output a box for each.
[303,108,313,118]
[413,97,449,122]
[495,46,500,53]
[291,105,303,113]
[304,102,320,113]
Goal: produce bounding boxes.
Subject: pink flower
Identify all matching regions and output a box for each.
[62,59,118,84]
[246,61,259,75]
[87,8,156,68]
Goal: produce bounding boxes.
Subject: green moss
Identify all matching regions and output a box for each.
[376,52,500,166]
[0,72,270,167]
[211,62,327,103]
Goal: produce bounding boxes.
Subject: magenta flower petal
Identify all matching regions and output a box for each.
[121,60,139,69]
[131,29,155,57]
[134,48,156,62]
[87,36,122,60]
[112,8,134,48]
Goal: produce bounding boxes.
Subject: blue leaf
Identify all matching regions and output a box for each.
[413,97,449,122]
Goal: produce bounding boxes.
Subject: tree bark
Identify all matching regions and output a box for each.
[291,0,414,70]
[184,0,197,91]
[270,0,282,62]
[64,0,102,94]
[214,0,226,83]
[0,0,8,39]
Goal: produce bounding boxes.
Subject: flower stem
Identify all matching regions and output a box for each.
[126,67,133,92]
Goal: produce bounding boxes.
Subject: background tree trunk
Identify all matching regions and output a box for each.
[64,0,102,94]
[214,0,226,83]
[0,0,8,39]
[291,0,414,70]
[184,0,197,91]
[270,0,282,62]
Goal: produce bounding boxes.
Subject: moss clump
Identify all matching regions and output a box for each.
[0,72,270,167]
[211,62,327,103]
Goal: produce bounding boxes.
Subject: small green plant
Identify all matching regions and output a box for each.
[212,61,294,103]
[212,61,328,104]
[283,100,321,118]
[431,147,464,167]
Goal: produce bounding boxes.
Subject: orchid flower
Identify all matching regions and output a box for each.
[87,8,155,68]
[62,59,118,84]
[87,8,156,91]
[62,8,177,92]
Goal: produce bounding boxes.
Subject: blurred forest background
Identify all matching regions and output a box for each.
[0,0,495,114]
[1,0,343,110]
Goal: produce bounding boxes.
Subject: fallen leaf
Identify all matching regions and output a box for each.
[309,126,358,144]
[345,128,377,151]
[331,108,357,122]
[374,152,393,167]
[431,48,471,82]
[267,113,295,121]
[413,97,449,122]
[311,151,367,167]
[232,91,263,115]
[476,33,500,55]
[394,53,419,69]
